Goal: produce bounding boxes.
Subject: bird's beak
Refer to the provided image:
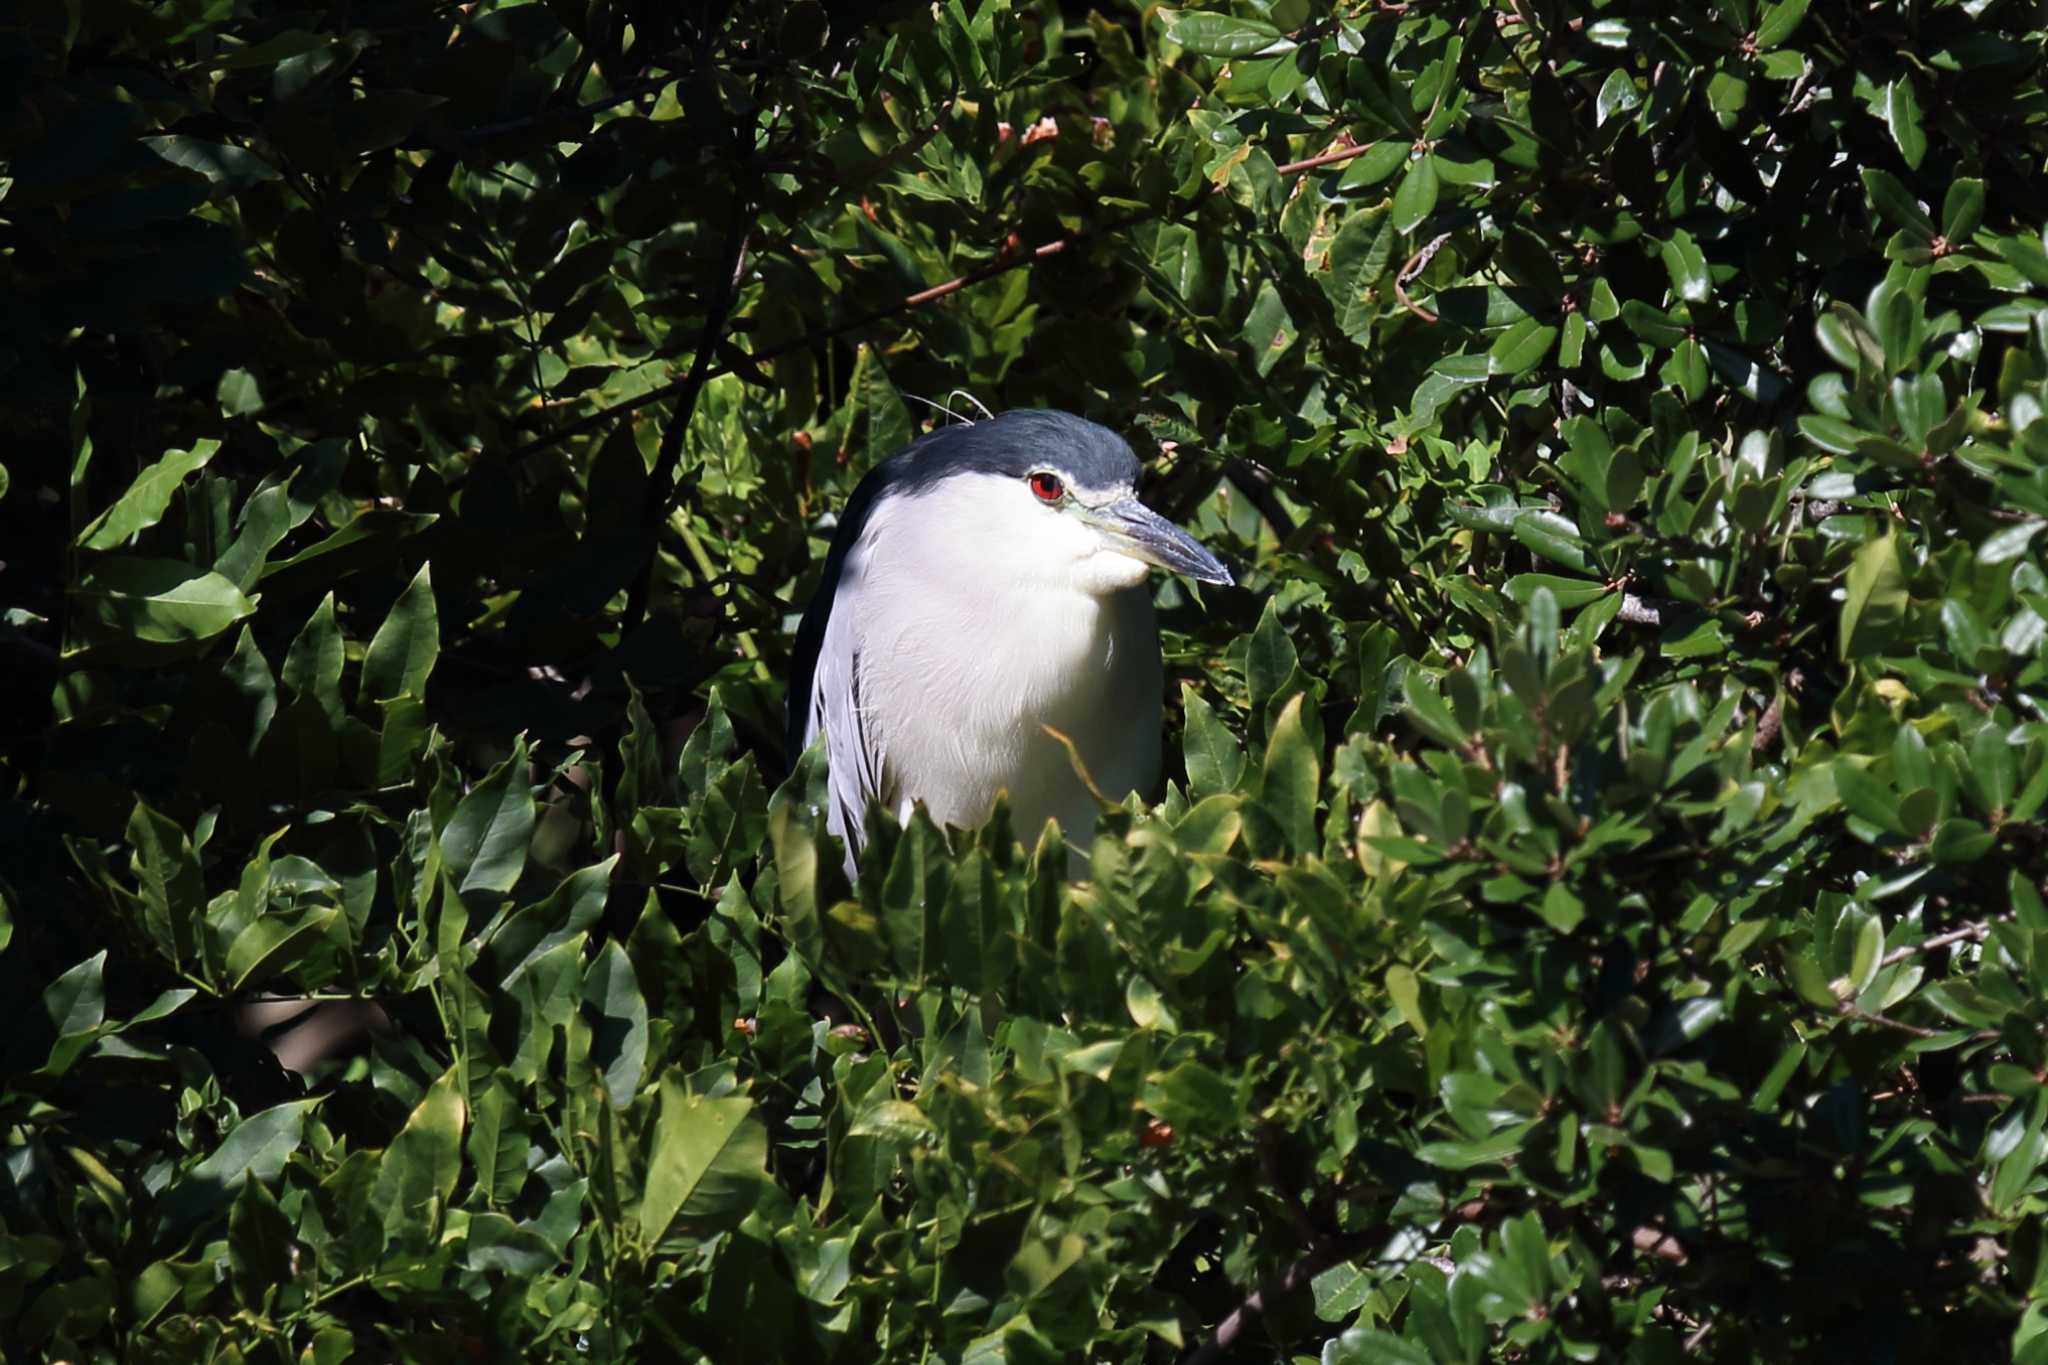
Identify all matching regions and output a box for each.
[1087,497,1234,586]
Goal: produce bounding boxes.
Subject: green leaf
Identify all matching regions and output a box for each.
[282,593,344,723]
[581,940,649,1107]
[1979,521,2046,566]
[1163,10,1289,57]
[441,738,535,897]
[1488,318,1558,376]
[216,368,263,416]
[1881,77,1927,169]
[1334,140,1409,189]
[1839,533,1907,659]
[127,801,206,968]
[849,1098,936,1142]
[1835,761,1904,836]
[41,951,107,1038]
[1861,168,1934,236]
[1182,685,1246,796]
[76,556,255,643]
[361,562,439,702]
[1660,229,1710,303]
[160,1100,320,1234]
[466,1077,532,1209]
[258,509,438,582]
[1595,69,1641,126]
[1261,694,1320,854]
[1505,574,1609,608]
[1319,206,1395,339]
[76,441,220,548]
[466,1212,560,1275]
[1312,1260,1375,1321]
[1386,964,1426,1035]
[639,1080,769,1242]
[1245,597,1301,720]
[228,1175,295,1307]
[143,137,279,187]
[374,1067,465,1249]
[1392,155,1440,234]
[1756,0,1809,47]
[1798,414,1874,454]
[1512,510,1594,574]
[1942,178,1985,242]
[1402,670,1467,747]
[1143,1060,1236,1132]
[1242,278,1297,377]
[225,905,340,991]
[1324,1329,1435,1365]
[1621,300,1687,347]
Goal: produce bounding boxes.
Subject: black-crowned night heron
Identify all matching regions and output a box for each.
[787,408,1232,870]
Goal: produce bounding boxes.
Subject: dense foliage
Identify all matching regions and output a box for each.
[6,0,2048,1359]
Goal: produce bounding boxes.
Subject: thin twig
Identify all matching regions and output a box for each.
[1841,1006,1957,1040]
[621,144,758,632]
[1272,140,1374,176]
[1880,920,1996,968]
[504,136,1393,467]
[1394,232,1450,323]
[1223,459,1297,540]
[504,210,1155,464]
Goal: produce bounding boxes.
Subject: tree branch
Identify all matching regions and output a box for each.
[1182,1233,1374,1365]
[503,135,1394,469]
[1272,140,1375,176]
[504,208,1157,466]
[1395,232,1450,323]
[620,147,757,633]
[1880,919,1997,968]
[1224,459,1297,541]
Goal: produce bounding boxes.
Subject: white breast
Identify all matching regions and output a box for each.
[840,474,1164,851]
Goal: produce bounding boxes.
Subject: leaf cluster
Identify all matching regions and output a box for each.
[5,0,2048,1361]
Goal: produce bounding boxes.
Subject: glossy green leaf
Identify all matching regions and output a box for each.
[373,1067,465,1247]
[361,562,439,702]
[76,556,256,643]
[76,441,219,548]
[442,738,535,897]
[1839,533,1907,659]
[640,1081,769,1242]
[1392,154,1440,234]
[1162,11,1289,57]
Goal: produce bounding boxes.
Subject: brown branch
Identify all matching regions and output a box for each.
[1880,920,1997,968]
[1631,1224,1689,1263]
[503,210,1155,465]
[1182,1233,1375,1365]
[1840,1005,1960,1040]
[1272,140,1375,176]
[1394,232,1450,323]
[1223,459,1297,540]
[503,133,1393,468]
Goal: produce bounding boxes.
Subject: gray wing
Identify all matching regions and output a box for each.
[804,572,887,870]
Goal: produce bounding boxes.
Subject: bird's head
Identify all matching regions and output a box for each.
[886,409,1234,599]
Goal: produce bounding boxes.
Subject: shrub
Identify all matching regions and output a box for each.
[3,1,2047,1360]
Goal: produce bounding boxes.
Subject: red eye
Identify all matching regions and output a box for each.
[1029,472,1064,502]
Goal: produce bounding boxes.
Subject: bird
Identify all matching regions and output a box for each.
[787,408,1232,873]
